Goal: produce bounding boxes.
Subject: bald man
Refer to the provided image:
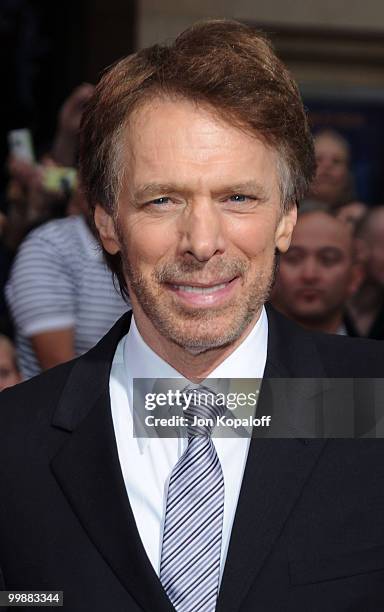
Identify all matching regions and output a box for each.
[273,209,363,334]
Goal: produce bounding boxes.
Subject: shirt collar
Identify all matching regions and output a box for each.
[119,306,268,452]
[207,306,268,379]
[125,306,268,380]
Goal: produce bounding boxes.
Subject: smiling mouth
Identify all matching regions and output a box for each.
[163,276,240,306]
[170,281,231,294]
[168,277,237,293]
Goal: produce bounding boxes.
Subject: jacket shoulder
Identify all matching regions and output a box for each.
[266,305,384,377]
[311,332,384,377]
[0,360,75,434]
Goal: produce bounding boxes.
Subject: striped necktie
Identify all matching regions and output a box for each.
[160,386,225,612]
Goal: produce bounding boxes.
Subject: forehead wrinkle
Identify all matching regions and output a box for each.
[126,98,267,163]
[120,97,281,208]
[129,146,277,194]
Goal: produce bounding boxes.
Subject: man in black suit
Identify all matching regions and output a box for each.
[1,20,384,612]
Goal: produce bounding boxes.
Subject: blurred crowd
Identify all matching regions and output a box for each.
[0,90,383,392]
[273,130,384,340]
[0,84,128,390]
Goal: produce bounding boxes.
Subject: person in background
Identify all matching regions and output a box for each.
[337,200,368,228]
[347,206,384,339]
[5,155,65,250]
[5,187,128,379]
[309,129,355,208]
[0,211,13,337]
[272,207,363,334]
[4,84,94,252]
[51,83,94,167]
[0,334,21,391]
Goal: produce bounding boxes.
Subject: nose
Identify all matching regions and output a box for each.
[178,199,226,262]
[300,257,320,282]
[316,155,330,175]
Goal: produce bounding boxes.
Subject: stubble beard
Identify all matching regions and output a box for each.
[121,245,278,355]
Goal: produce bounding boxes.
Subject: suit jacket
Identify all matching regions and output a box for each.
[1,306,384,612]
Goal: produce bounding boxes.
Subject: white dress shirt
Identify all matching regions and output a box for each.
[109,307,268,580]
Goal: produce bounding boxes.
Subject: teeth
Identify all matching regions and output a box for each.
[174,283,227,294]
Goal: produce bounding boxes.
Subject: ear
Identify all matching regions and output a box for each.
[94,204,120,255]
[275,204,297,253]
[347,262,365,298]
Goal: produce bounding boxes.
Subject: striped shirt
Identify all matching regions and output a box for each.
[5,215,129,379]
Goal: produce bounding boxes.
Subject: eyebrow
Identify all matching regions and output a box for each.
[133,183,181,201]
[133,180,270,202]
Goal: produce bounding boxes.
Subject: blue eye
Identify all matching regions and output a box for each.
[151,197,170,205]
[229,194,248,202]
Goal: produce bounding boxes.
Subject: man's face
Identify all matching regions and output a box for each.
[95,98,296,353]
[274,212,360,324]
[311,134,350,204]
[364,209,384,286]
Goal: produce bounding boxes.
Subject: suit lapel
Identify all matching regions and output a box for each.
[50,312,174,612]
[216,306,328,612]
[216,437,327,612]
[49,305,329,612]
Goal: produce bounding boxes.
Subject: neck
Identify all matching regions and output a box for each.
[132,309,262,381]
[349,281,383,313]
[295,310,344,334]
